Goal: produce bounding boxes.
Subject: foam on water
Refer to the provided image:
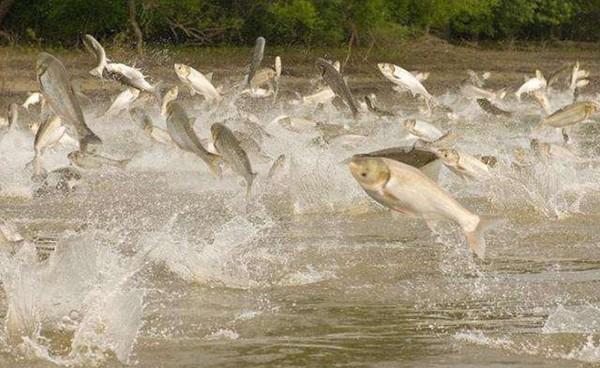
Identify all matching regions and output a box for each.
[1,56,600,367]
[0,232,149,366]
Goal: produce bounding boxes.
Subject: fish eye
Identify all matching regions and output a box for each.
[361,172,367,177]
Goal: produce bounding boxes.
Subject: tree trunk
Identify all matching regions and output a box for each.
[0,0,16,28]
[127,0,143,55]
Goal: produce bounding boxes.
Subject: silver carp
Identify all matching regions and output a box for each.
[36,52,102,153]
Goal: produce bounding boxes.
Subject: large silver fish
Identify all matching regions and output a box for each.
[166,103,222,176]
[247,37,265,86]
[477,99,512,117]
[211,123,256,197]
[315,58,359,117]
[349,156,498,259]
[36,52,102,153]
[83,34,108,78]
[542,101,600,128]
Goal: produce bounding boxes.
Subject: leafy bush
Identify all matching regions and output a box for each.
[1,0,598,46]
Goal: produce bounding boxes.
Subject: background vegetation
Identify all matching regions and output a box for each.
[0,0,598,48]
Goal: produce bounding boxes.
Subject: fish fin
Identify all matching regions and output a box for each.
[190,88,196,96]
[435,130,455,144]
[419,159,442,182]
[206,72,213,82]
[382,190,400,203]
[464,216,503,259]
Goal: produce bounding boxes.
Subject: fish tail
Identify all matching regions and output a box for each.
[464,216,503,259]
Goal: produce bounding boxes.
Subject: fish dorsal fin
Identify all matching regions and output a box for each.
[206,72,213,82]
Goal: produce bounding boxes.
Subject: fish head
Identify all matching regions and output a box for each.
[377,63,392,75]
[437,149,460,166]
[349,156,390,189]
[174,64,190,78]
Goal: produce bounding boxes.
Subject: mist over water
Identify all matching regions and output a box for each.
[1,50,600,367]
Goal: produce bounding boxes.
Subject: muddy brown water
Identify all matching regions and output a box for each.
[1,43,600,367]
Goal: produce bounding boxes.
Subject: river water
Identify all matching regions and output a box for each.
[1,48,600,367]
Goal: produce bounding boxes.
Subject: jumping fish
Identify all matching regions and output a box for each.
[105,63,159,96]
[36,52,102,153]
[436,148,490,181]
[404,119,450,143]
[166,102,221,176]
[316,58,359,117]
[349,156,497,258]
[477,99,512,117]
[542,101,600,128]
[515,70,546,101]
[247,37,265,86]
[378,63,433,101]
[211,123,256,197]
[174,64,221,103]
[83,34,109,78]
[104,88,140,116]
